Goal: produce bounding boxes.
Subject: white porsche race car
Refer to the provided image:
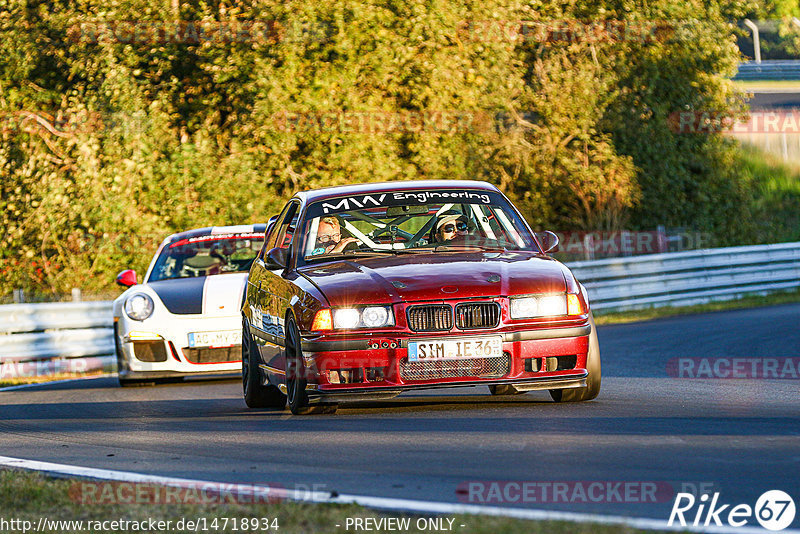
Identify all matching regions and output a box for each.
[113,225,266,386]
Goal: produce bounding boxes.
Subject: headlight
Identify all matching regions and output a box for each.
[333,308,360,329]
[510,294,572,319]
[538,295,567,316]
[510,297,538,318]
[125,293,154,321]
[332,306,394,329]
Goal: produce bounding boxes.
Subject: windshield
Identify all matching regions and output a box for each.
[299,189,537,263]
[149,232,265,281]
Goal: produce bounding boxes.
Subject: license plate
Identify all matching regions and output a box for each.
[407,336,502,362]
[188,330,241,348]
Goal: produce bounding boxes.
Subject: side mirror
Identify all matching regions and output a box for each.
[265,247,288,269]
[116,269,138,287]
[536,231,559,253]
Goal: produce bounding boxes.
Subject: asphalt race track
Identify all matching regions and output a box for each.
[747,91,800,109]
[2,303,799,527]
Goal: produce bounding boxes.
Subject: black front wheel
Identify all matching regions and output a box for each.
[285,317,337,415]
[242,319,286,409]
[488,385,523,395]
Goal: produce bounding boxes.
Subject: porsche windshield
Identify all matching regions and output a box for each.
[149,233,265,281]
[300,189,537,261]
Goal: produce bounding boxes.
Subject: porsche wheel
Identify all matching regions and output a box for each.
[285,317,337,415]
[119,378,155,387]
[550,312,601,403]
[242,319,286,409]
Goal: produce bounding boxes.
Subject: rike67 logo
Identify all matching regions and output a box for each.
[669,490,796,531]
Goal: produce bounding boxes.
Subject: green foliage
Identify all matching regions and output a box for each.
[0,0,775,298]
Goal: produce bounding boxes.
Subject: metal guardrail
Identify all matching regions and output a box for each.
[0,302,115,365]
[0,242,798,366]
[570,242,800,311]
[735,60,800,81]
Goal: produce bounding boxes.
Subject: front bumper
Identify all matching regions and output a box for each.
[116,313,242,379]
[292,323,591,402]
[298,374,588,403]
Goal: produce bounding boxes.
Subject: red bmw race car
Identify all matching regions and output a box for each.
[242,180,600,414]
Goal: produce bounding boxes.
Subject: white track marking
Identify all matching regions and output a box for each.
[0,456,794,534]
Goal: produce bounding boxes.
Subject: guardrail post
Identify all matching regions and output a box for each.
[71,288,82,302]
[583,234,595,261]
[12,289,24,303]
[744,19,761,64]
[656,226,668,254]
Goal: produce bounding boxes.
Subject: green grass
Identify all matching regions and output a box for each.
[595,287,800,325]
[0,469,662,534]
[735,143,800,245]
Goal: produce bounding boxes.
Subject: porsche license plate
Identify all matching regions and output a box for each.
[188,330,241,348]
[407,336,502,362]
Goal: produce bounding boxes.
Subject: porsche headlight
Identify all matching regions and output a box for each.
[332,306,394,329]
[510,294,570,319]
[125,293,154,321]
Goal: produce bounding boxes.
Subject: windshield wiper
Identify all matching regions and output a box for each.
[433,244,508,252]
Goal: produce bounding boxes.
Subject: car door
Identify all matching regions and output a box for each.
[258,200,301,376]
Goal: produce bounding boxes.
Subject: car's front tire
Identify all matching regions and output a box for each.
[242,319,286,409]
[550,312,601,402]
[488,385,523,395]
[285,317,337,415]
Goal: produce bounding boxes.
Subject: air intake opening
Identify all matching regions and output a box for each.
[182,346,240,364]
[524,357,540,372]
[132,341,168,363]
[545,355,577,371]
[327,368,364,384]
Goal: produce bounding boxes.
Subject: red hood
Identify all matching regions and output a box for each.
[297,252,569,306]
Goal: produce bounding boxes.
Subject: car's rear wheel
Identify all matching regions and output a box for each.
[242,319,286,409]
[285,317,337,415]
[550,312,601,402]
